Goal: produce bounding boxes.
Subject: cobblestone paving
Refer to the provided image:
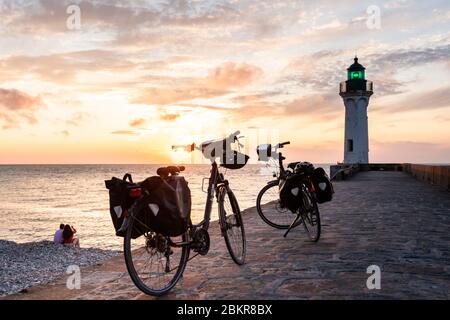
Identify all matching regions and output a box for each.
[5,171,450,299]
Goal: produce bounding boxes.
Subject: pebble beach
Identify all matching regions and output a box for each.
[0,240,120,297]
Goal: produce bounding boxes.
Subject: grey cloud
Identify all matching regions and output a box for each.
[282,43,450,97]
[379,86,450,113]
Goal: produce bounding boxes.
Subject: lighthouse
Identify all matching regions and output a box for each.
[339,57,373,164]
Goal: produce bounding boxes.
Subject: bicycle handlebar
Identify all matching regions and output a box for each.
[228,130,241,141]
[172,132,241,153]
[277,141,290,148]
[171,143,196,152]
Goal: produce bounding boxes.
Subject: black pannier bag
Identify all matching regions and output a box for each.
[137,175,192,237]
[312,167,334,204]
[278,174,305,213]
[105,174,136,237]
[105,174,192,239]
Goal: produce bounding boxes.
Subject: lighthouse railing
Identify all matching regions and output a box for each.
[339,81,347,93]
[340,80,373,93]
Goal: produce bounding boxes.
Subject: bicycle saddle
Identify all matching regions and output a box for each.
[156,165,185,177]
[288,162,314,173]
[287,162,300,170]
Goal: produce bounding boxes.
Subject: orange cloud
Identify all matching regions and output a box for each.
[111,130,136,135]
[0,88,42,110]
[0,88,43,128]
[207,62,263,89]
[132,87,227,105]
[129,118,147,127]
[159,112,180,121]
[132,62,263,105]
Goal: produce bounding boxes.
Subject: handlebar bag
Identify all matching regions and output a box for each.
[220,150,250,170]
[256,144,272,161]
[134,175,192,237]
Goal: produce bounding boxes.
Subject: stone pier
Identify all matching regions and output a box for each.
[4,171,450,300]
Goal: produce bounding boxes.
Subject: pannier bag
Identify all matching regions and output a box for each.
[105,174,192,238]
[278,174,305,213]
[105,174,137,237]
[278,165,334,212]
[137,175,191,237]
[312,167,334,204]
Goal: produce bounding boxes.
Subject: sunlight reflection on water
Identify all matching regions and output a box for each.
[0,164,330,250]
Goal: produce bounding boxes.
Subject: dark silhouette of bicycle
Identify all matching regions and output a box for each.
[256,142,321,241]
[123,131,248,296]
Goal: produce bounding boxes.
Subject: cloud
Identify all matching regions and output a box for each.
[0,88,42,110]
[132,62,263,105]
[284,50,347,91]
[371,140,450,163]
[111,130,136,135]
[377,86,450,113]
[229,92,341,122]
[1,0,239,36]
[0,50,139,85]
[129,118,147,127]
[231,92,280,104]
[282,43,450,97]
[132,87,227,105]
[0,88,44,128]
[206,62,263,89]
[159,112,181,121]
[1,0,158,34]
[66,112,91,126]
[368,44,450,72]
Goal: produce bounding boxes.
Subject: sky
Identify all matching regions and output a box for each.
[0,0,449,164]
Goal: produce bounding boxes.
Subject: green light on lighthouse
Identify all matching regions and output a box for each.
[349,71,363,79]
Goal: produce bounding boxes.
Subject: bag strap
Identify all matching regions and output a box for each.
[123,173,133,183]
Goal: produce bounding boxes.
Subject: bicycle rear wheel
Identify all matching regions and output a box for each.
[218,186,246,265]
[256,180,302,229]
[124,213,190,296]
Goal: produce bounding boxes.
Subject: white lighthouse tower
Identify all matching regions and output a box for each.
[339,57,373,164]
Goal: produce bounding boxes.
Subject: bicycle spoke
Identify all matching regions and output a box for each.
[124,225,189,295]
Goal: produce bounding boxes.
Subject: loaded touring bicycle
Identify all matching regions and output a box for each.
[256,142,334,240]
[105,131,248,296]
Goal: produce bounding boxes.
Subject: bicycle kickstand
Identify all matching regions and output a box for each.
[284,213,302,238]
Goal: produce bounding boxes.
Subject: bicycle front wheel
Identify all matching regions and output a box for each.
[256,180,302,229]
[218,186,246,265]
[301,192,321,242]
[124,213,190,296]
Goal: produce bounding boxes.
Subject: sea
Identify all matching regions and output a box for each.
[0,164,330,250]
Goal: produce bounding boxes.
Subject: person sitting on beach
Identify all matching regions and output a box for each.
[53,223,65,244]
[62,224,80,248]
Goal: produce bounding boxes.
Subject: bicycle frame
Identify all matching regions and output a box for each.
[194,161,227,230]
[166,161,228,248]
[266,150,288,184]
